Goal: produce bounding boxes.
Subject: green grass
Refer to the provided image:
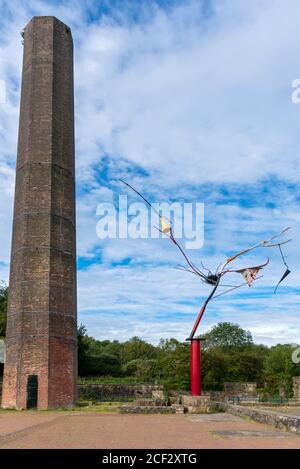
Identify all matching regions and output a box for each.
[0,402,127,413]
[51,401,125,413]
[75,401,124,412]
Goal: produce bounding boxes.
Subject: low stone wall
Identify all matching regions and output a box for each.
[204,391,227,401]
[225,403,300,434]
[0,383,163,405]
[78,384,164,402]
[224,382,257,397]
[120,405,176,414]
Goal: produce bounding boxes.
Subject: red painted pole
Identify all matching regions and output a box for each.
[188,283,219,396]
[190,339,201,396]
[189,304,206,340]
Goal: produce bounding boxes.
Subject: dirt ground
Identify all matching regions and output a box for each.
[0,410,300,449]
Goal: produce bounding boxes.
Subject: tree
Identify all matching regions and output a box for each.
[83,352,121,376]
[77,325,123,377]
[263,344,300,397]
[201,344,268,390]
[156,339,190,390]
[122,358,157,381]
[229,344,268,383]
[0,282,8,338]
[201,322,253,349]
[77,323,90,376]
[121,336,158,364]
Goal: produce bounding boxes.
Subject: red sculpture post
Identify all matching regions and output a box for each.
[188,303,207,396]
[190,339,201,395]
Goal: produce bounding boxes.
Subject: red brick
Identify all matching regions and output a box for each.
[2,16,77,410]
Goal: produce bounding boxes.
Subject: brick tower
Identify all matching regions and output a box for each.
[1,17,77,409]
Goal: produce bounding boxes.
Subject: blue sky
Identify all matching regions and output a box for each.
[0,0,299,345]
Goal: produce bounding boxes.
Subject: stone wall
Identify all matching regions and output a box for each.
[120,405,176,414]
[204,391,227,401]
[225,403,300,434]
[224,382,257,397]
[0,383,163,405]
[293,377,300,401]
[78,384,164,402]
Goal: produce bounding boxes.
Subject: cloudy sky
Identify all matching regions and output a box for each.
[0,0,299,345]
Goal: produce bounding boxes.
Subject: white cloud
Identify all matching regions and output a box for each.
[0,0,299,344]
[74,0,300,185]
[77,261,300,345]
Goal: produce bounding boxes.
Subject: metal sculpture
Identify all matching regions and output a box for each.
[120,180,292,395]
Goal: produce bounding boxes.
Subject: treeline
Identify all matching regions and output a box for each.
[1,283,300,397]
[78,322,300,398]
[0,283,7,339]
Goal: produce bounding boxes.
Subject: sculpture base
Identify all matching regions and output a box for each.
[182,395,219,414]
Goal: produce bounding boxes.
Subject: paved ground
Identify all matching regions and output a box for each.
[0,411,300,448]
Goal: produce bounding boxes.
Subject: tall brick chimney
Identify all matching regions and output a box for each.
[1,16,77,409]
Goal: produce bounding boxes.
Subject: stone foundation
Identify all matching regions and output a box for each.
[182,395,221,413]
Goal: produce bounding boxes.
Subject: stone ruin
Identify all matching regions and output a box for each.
[224,382,257,398]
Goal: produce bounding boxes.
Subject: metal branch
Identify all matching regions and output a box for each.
[169,228,208,281]
[219,227,291,273]
[174,265,206,282]
[120,179,172,223]
[263,238,291,293]
[222,258,270,275]
[279,244,289,269]
[263,239,292,248]
[212,275,263,299]
[201,262,211,274]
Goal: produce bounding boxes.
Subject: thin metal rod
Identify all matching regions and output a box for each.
[212,275,263,299]
[120,179,172,223]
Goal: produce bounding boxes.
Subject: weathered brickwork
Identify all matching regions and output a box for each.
[1,16,77,409]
